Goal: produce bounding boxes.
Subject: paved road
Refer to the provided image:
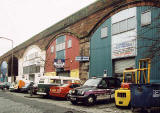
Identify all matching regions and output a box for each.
[1,90,159,113]
[0,90,86,113]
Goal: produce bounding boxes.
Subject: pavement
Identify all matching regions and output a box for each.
[2,90,160,113]
[3,90,132,113]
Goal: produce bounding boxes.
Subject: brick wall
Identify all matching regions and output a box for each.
[0,0,160,81]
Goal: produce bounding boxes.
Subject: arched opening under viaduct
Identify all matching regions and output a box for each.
[8,56,18,82]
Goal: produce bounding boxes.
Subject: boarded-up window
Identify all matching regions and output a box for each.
[112,16,136,35]
[119,20,127,33]
[68,39,72,48]
[51,46,54,53]
[101,26,108,38]
[141,10,151,26]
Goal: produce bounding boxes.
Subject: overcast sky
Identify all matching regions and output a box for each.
[0,0,97,56]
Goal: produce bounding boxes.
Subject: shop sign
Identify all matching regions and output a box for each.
[75,56,89,61]
[112,39,136,59]
[54,59,65,68]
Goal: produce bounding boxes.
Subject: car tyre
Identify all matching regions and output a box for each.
[70,100,78,105]
[85,95,96,106]
[65,93,70,100]
[28,89,31,94]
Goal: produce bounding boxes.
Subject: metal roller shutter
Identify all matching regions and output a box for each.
[114,58,135,74]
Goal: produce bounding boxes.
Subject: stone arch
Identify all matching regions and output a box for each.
[0,61,8,82]
[89,0,160,38]
[8,56,18,82]
[23,45,42,58]
[46,32,80,50]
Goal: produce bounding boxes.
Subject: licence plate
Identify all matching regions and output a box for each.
[119,101,123,104]
[52,89,56,92]
[71,97,76,101]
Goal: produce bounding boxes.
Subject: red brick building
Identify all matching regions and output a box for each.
[45,34,80,78]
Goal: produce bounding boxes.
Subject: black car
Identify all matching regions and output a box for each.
[69,76,121,105]
[20,82,36,93]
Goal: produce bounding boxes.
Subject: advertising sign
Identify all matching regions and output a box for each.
[54,59,65,68]
[112,39,136,59]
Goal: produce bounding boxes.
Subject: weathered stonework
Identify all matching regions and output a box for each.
[0,0,160,80]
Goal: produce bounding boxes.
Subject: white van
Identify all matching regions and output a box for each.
[38,76,80,84]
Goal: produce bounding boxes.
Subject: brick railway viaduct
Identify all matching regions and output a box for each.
[0,0,159,80]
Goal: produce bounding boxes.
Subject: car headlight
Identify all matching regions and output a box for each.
[72,90,75,93]
[80,91,85,95]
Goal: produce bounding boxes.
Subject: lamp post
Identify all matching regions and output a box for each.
[0,37,13,82]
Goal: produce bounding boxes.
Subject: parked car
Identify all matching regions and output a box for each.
[20,82,33,93]
[49,82,80,99]
[68,76,121,105]
[9,80,26,92]
[0,82,11,90]
[0,82,3,89]
[37,76,80,97]
[9,82,17,92]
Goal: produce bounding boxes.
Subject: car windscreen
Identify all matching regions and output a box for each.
[61,84,69,87]
[23,83,30,88]
[50,79,61,84]
[39,79,44,83]
[83,78,101,87]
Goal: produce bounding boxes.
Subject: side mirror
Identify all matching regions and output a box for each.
[98,84,103,89]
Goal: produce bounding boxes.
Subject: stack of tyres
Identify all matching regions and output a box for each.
[131,84,160,112]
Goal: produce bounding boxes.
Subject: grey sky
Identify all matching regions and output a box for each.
[0,0,96,56]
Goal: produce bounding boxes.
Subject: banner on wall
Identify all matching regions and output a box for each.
[112,39,136,59]
[54,59,65,68]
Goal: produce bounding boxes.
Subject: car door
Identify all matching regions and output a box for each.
[96,79,111,100]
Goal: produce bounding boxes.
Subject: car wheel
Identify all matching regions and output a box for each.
[65,94,69,100]
[28,90,31,94]
[86,95,96,106]
[70,100,78,105]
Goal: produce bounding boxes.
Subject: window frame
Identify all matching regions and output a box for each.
[51,46,54,53]
[141,10,151,27]
[68,39,72,48]
[101,26,108,38]
[112,16,136,35]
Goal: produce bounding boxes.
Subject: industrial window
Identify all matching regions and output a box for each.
[36,66,40,73]
[56,35,65,44]
[68,39,72,48]
[23,65,40,74]
[141,10,151,26]
[112,16,136,35]
[23,66,29,74]
[101,26,108,38]
[56,50,65,59]
[119,20,127,33]
[56,42,65,51]
[51,46,54,53]
[127,16,136,30]
[112,23,119,35]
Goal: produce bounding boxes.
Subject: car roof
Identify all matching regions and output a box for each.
[91,76,118,79]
